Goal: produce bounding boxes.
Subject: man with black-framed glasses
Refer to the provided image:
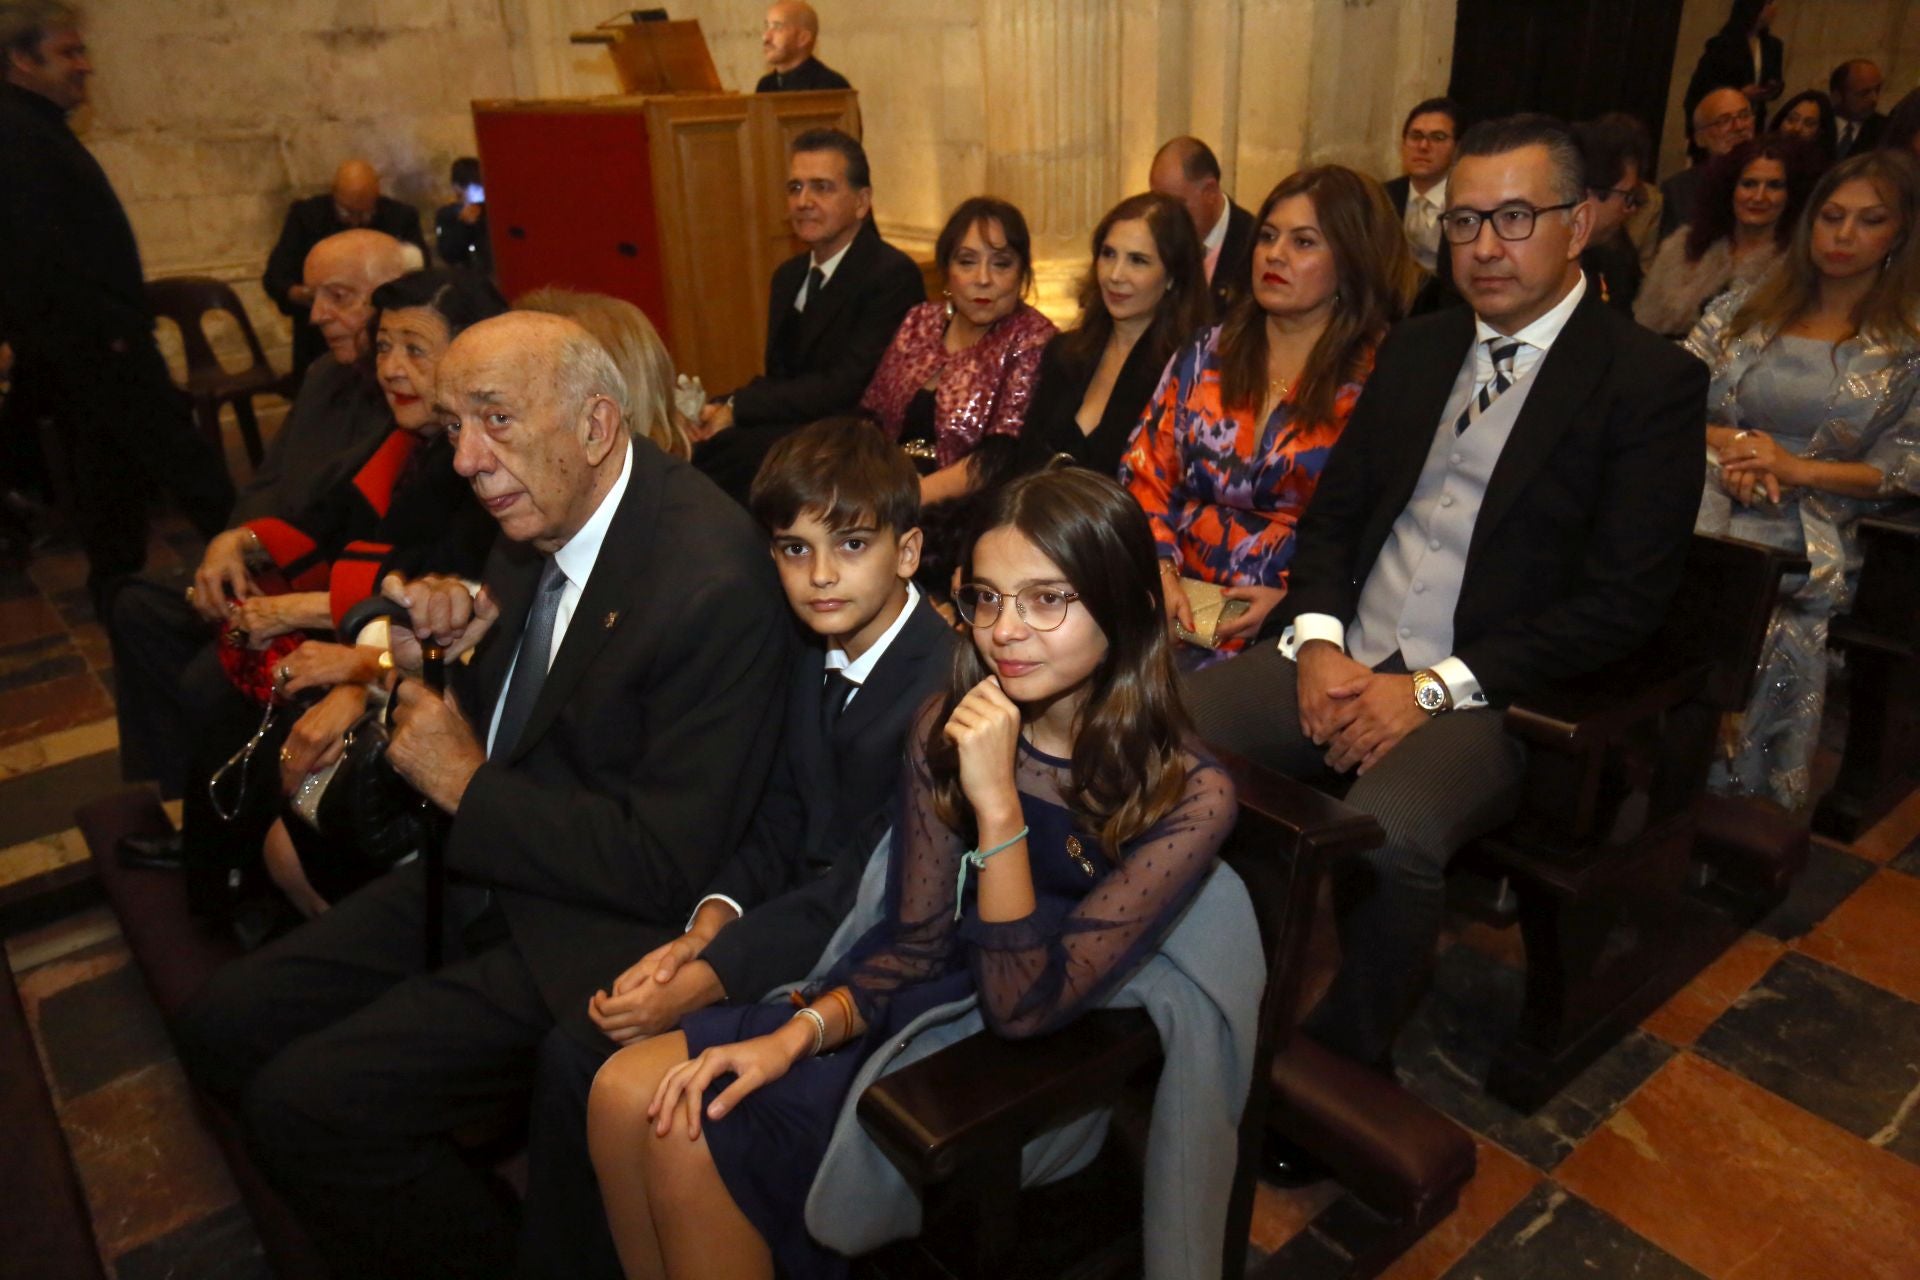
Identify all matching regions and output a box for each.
[1185,115,1705,1095]
[1574,113,1651,313]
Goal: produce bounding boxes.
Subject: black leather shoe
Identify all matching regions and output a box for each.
[1261,1131,1331,1188]
[116,830,185,872]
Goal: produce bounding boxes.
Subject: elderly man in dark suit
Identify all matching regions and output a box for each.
[1150,134,1257,314]
[1832,58,1887,158]
[174,310,793,1280]
[262,158,429,381]
[691,128,923,502]
[1185,115,1706,1077]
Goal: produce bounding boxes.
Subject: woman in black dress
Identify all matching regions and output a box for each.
[587,468,1238,1280]
[1015,191,1211,478]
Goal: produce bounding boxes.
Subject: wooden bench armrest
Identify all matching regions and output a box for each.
[857,1009,1160,1184]
[1501,659,1711,753]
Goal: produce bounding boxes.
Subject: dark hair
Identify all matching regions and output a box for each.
[935,196,1035,294]
[1882,89,1920,156]
[450,156,482,189]
[1770,90,1839,164]
[1215,166,1413,424]
[1719,0,1770,36]
[1053,192,1210,379]
[927,468,1191,854]
[791,127,870,190]
[1684,134,1817,262]
[368,268,508,348]
[1457,113,1585,204]
[748,416,921,538]
[0,0,78,60]
[1732,149,1920,348]
[1830,59,1876,98]
[1402,97,1461,138]
[1155,136,1222,184]
[1575,113,1651,191]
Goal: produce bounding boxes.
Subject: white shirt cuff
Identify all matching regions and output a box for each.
[687,894,744,932]
[1276,613,1347,659]
[1429,657,1488,709]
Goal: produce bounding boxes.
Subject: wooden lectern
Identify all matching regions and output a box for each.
[473,18,859,395]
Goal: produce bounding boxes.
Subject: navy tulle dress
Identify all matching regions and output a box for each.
[678,708,1237,1279]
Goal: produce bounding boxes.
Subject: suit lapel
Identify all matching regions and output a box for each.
[764,256,807,368]
[792,221,878,360]
[1380,310,1477,515]
[501,448,661,764]
[833,596,948,747]
[790,645,835,802]
[1471,291,1612,553]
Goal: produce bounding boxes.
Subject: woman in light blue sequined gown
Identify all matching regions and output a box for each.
[1690,152,1920,811]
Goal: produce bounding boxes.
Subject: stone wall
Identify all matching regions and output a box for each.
[1659,0,1920,180]
[73,0,526,376]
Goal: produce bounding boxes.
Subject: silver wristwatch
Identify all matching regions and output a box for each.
[1411,668,1453,715]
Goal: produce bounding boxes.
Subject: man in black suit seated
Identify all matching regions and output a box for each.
[517,416,952,1278]
[1184,115,1705,1080]
[1150,135,1256,314]
[1385,97,1465,313]
[1659,86,1754,237]
[691,128,923,502]
[1832,58,1887,159]
[173,311,794,1280]
[263,158,429,381]
[755,1,851,93]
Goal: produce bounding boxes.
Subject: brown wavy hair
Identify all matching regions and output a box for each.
[1215,165,1414,426]
[1684,135,1819,263]
[1052,192,1211,378]
[925,468,1192,856]
[1729,149,1920,348]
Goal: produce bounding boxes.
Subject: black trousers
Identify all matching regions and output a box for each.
[29,339,232,591]
[173,864,556,1280]
[106,576,234,798]
[692,420,801,505]
[1182,644,1526,1065]
[516,1028,625,1280]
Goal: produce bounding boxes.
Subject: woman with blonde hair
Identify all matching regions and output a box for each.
[1691,149,1920,810]
[517,288,694,459]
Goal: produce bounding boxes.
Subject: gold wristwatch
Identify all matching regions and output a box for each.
[1411,668,1453,715]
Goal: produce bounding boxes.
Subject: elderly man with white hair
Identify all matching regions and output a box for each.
[175,310,794,1280]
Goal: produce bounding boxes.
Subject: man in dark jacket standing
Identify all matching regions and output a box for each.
[262,158,428,381]
[0,0,233,602]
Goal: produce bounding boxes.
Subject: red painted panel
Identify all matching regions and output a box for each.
[473,108,672,348]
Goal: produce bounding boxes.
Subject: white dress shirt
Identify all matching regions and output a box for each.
[1281,274,1590,709]
[1402,174,1449,275]
[795,234,856,312]
[485,440,634,754]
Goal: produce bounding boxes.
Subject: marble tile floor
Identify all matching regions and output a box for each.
[4,523,1920,1279]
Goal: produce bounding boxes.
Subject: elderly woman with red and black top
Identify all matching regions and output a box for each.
[160,269,507,923]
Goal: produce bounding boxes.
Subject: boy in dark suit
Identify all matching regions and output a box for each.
[517,417,952,1278]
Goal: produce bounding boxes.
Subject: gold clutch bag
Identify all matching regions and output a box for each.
[1172,577,1250,650]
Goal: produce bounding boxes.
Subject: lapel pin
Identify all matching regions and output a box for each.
[603,610,620,629]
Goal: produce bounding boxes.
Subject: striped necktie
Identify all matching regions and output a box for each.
[1455,339,1522,436]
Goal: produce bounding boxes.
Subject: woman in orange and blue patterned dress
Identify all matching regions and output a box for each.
[1121,165,1416,661]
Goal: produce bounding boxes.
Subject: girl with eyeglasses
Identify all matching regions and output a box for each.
[587,468,1238,1280]
[1637,134,1817,337]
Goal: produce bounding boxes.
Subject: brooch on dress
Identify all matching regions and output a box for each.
[1066,834,1096,877]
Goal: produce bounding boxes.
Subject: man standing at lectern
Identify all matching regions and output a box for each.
[755,2,850,93]
[692,128,922,501]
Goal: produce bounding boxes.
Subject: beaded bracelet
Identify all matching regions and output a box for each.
[954,825,1030,919]
[793,1006,828,1057]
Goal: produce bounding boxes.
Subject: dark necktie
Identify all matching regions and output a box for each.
[1455,339,1521,435]
[491,557,567,758]
[820,669,857,740]
[803,265,827,311]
